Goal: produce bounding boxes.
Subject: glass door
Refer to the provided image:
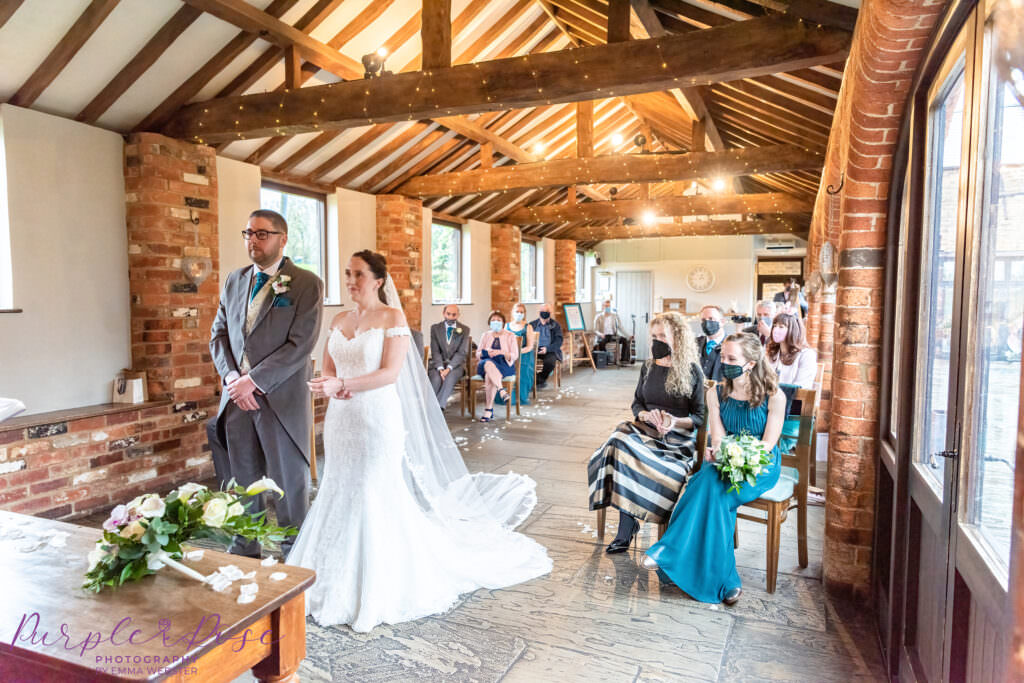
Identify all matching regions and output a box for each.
[903,25,974,682]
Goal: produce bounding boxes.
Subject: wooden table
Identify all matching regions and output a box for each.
[0,510,315,682]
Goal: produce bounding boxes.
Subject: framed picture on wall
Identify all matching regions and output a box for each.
[562,303,586,331]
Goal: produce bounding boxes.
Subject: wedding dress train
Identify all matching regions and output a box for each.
[287,324,551,632]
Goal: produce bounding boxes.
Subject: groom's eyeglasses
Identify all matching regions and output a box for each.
[241,229,283,241]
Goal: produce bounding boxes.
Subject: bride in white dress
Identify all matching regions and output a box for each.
[288,250,551,632]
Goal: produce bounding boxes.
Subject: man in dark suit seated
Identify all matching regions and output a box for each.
[695,304,726,382]
[530,303,563,389]
[427,304,471,412]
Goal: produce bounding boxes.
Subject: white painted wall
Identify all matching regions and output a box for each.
[595,235,758,338]
[216,156,261,281]
[0,104,130,414]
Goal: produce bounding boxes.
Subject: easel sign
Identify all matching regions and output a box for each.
[562,303,596,373]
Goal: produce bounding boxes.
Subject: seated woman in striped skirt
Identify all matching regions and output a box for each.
[587,311,706,553]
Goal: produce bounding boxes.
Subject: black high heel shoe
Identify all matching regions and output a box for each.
[605,516,640,554]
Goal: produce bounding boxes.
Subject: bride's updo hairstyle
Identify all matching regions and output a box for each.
[352,249,388,304]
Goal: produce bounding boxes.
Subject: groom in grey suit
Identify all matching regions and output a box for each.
[428,304,471,411]
[207,209,324,557]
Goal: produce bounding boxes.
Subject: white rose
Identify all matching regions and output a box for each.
[728,451,745,468]
[746,452,761,466]
[87,542,108,571]
[136,494,166,518]
[119,520,146,541]
[227,502,244,519]
[245,477,285,498]
[725,443,743,459]
[202,498,229,528]
[175,482,207,504]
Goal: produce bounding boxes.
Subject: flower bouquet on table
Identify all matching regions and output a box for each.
[712,433,771,494]
[83,478,296,593]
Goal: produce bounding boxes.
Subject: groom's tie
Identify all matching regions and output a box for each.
[446,325,453,343]
[250,271,270,302]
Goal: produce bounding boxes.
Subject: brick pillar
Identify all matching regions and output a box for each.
[490,223,521,315]
[123,132,220,489]
[375,195,423,327]
[803,0,945,599]
[554,240,577,359]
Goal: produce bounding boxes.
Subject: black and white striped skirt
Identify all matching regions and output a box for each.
[587,420,697,524]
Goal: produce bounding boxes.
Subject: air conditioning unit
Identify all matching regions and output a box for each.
[765,238,796,251]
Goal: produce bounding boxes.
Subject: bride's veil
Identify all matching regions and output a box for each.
[382,275,538,528]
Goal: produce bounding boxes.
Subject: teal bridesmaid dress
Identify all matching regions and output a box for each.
[646,391,782,603]
[496,323,533,406]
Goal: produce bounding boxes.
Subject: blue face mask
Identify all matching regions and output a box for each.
[513,311,525,321]
[490,320,503,332]
[604,306,611,314]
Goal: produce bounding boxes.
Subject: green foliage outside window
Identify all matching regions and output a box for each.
[260,186,324,279]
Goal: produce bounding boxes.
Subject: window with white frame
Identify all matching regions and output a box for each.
[259,182,326,281]
[431,220,462,303]
[576,251,592,302]
[521,240,539,302]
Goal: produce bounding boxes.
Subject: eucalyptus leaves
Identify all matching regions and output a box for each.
[83,479,296,593]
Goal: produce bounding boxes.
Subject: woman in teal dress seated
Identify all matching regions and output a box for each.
[644,332,786,605]
[499,302,536,406]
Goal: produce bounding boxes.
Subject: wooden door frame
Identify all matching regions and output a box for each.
[875,0,981,678]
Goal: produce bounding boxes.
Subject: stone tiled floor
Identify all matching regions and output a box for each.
[83,366,887,682]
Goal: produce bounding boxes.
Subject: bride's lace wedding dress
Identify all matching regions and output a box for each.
[287,324,552,633]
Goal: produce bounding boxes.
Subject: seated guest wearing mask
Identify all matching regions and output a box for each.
[476,311,519,422]
[587,312,705,554]
[644,333,785,605]
[696,305,726,382]
[501,302,536,407]
[530,303,563,389]
[593,299,632,365]
[427,304,471,412]
[743,300,777,345]
[765,313,818,389]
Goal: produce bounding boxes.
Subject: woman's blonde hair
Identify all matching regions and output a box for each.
[647,312,699,396]
[722,332,778,407]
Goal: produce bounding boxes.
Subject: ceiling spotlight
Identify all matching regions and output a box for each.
[362,49,391,78]
[642,210,656,226]
[609,187,618,197]
[712,177,727,192]
[611,133,623,146]
[633,134,647,149]
[532,142,546,155]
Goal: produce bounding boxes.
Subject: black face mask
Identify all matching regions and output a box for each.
[701,320,720,336]
[651,339,672,359]
[539,311,551,319]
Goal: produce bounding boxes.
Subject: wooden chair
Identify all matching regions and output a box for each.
[532,354,562,399]
[422,344,430,370]
[308,357,319,485]
[459,337,474,418]
[465,335,521,422]
[734,387,818,593]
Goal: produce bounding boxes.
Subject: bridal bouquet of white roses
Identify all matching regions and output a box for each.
[712,433,771,494]
[83,478,296,593]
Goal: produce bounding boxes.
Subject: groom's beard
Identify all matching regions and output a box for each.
[249,244,283,268]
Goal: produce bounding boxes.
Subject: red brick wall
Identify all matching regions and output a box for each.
[490,223,521,316]
[0,133,221,519]
[554,240,577,358]
[376,195,424,327]
[803,0,946,598]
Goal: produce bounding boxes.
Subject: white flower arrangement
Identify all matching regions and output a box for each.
[271,274,292,294]
[711,433,771,494]
[83,478,295,592]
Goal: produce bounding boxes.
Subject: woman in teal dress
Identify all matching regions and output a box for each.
[499,302,536,406]
[644,332,786,605]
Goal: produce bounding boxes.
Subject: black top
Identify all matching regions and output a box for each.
[694,335,724,382]
[631,362,705,428]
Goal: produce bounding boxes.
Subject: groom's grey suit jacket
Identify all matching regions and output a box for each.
[210,257,324,462]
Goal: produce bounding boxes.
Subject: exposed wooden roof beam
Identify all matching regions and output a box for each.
[134,0,301,132]
[558,216,806,240]
[161,15,851,142]
[502,192,811,223]
[0,0,26,32]
[397,144,821,196]
[8,0,120,108]
[422,0,452,69]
